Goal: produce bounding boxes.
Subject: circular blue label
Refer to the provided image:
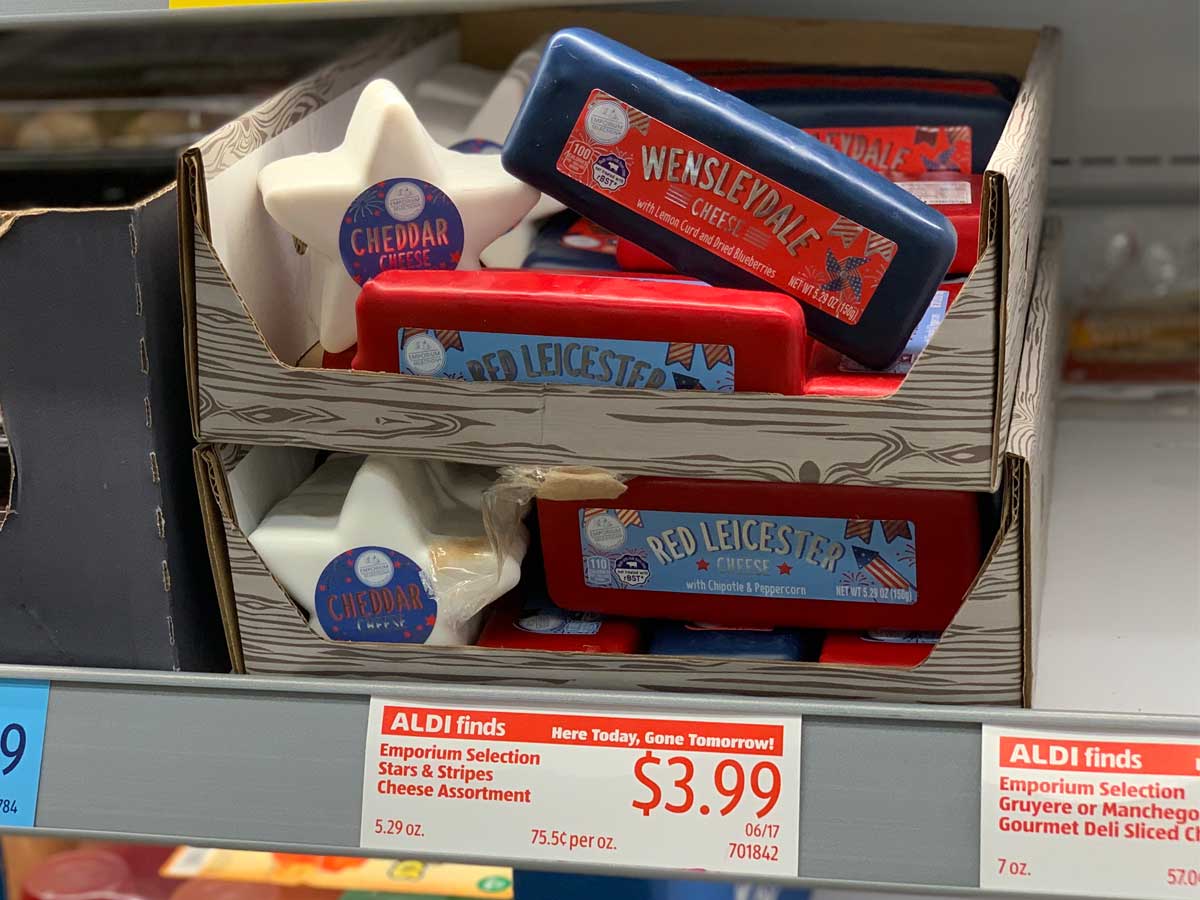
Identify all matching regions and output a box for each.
[449,138,503,155]
[338,178,465,286]
[314,546,436,643]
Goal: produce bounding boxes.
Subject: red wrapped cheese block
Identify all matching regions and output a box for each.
[478,595,642,654]
[615,237,674,274]
[819,630,940,667]
[538,476,982,631]
[890,172,983,275]
[352,269,808,394]
[322,346,356,369]
[806,280,963,397]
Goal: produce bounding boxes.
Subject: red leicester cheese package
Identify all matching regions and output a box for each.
[615,238,674,273]
[352,269,808,394]
[819,630,940,667]
[538,477,982,631]
[806,279,963,397]
[477,595,642,654]
[890,172,983,275]
[322,347,356,369]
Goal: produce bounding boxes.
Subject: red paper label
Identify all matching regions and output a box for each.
[804,125,972,177]
[556,89,898,325]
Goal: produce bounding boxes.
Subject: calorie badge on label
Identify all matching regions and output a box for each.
[359,699,802,876]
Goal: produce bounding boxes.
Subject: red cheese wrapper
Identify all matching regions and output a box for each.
[539,477,982,631]
[806,280,963,397]
[889,172,983,275]
[353,269,808,395]
[819,630,940,667]
[478,597,642,654]
[615,237,674,273]
[322,346,356,369]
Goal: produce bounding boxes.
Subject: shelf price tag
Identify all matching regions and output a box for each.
[360,700,801,876]
[0,679,50,828]
[980,725,1200,899]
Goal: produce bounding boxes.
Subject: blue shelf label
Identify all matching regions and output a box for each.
[0,679,50,827]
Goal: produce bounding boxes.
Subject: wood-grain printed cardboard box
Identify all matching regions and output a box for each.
[194,221,1061,705]
[0,193,226,670]
[181,13,1058,493]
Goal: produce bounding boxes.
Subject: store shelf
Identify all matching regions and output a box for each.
[0,0,624,27]
[0,665,1196,896]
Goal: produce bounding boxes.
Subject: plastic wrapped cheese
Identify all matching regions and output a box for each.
[248,455,528,645]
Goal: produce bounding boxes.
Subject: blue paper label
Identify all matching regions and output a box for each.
[0,679,49,828]
[578,509,918,604]
[339,178,465,286]
[398,330,735,391]
[841,289,950,375]
[315,547,437,643]
[449,138,503,155]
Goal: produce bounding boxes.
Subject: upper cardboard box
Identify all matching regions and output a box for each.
[181,11,1058,492]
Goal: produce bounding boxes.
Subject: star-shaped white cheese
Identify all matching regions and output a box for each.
[259,78,539,353]
[248,455,527,646]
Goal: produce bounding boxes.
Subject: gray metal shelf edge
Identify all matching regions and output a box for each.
[0,0,620,26]
[0,665,1197,897]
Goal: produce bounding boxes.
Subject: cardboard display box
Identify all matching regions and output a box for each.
[0,191,226,670]
[182,12,1058,493]
[195,221,1061,705]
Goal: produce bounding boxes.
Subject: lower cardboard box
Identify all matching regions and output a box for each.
[195,221,1061,705]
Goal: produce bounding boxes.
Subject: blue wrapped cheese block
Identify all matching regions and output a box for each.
[648,623,818,661]
[732,88,1012,172]
[501,28,958,370]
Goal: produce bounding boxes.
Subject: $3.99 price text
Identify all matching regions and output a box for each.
[631,751,784,861]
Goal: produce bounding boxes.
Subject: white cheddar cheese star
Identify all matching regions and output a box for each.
[259,78,539,353]
[248,455,527,646]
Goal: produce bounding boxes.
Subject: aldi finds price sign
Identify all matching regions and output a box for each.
[980,726,1200,899]
[0,679,50,828]
[360,700,801,876]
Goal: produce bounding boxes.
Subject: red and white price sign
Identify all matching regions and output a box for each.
[359,699,801,876]
[981,726,1200,899]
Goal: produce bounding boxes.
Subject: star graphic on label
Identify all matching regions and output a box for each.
[696,559,710,571]
[778,563,793,575]
[425,615,437,626]
[259,79,539,353]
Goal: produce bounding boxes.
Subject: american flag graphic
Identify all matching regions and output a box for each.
[665,342,695,368]
[743,227,770,250]
[665,186,691,209]
[844,519,874,541]
[626,108,651,135]
[702,344,734,369]
[853,546,912,590]
[434,329,463,351]
[914,126,941,146]
[882,520,912,543]
[400,328,462,351]
[865,231,898,261]
[614,509,644,528]
[828,216,864,249]
[583,507,643,528]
